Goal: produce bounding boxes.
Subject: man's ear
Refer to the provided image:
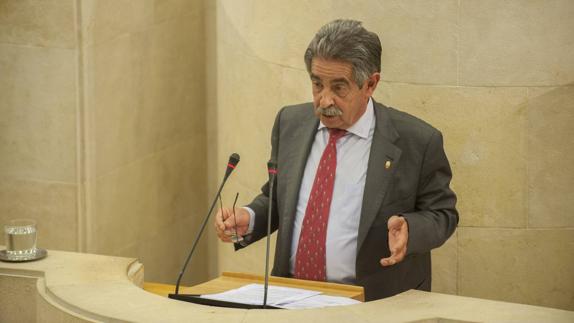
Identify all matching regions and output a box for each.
[365,72,381,96]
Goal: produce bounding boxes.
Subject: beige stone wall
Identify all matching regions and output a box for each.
[0,0,208,285]
[80,0,208,284]
[210,0,574,311]
[0,0,79,251]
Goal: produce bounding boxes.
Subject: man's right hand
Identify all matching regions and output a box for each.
[214,207,251,243]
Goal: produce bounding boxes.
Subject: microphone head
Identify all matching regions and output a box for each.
[229,153,240,167]
[224,153,240,178]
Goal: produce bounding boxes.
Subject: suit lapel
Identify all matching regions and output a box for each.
[357,102,402,253]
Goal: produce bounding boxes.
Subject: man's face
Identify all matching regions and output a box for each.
[310,58,380,129]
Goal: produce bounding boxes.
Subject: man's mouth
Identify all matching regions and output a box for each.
[317,106,343,117]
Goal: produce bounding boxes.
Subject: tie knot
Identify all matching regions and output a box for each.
[328,128,347,142]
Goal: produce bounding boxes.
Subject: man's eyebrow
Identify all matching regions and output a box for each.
[331,78,350,85]
[310,75,349,85]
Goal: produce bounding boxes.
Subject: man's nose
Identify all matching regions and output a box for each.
[319,91,335,108]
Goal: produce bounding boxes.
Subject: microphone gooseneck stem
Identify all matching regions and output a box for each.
[174,173,231,295]
[263,167,276,308]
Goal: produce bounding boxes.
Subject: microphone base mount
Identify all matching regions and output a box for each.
[168,293,281,309]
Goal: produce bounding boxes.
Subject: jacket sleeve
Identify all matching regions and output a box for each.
[401,130,458,255]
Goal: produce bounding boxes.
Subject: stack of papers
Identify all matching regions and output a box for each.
[200,283,361,309]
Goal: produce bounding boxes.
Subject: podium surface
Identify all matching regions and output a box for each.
[1,248,573,322]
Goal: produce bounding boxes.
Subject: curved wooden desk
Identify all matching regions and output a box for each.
[0,249,572,322]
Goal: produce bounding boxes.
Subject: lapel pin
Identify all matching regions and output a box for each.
[385,160,391,169]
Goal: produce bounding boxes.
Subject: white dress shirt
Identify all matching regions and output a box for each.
[289,98,375,284]
[245,98,375,284]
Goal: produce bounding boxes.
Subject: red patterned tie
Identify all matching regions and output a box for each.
[295,128,347,281]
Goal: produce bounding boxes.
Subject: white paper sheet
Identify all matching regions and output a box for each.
[199,283,321,306]
[277,294,362,309]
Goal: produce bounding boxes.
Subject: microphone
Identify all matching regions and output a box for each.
[171,153,240,295]
[262,160,277,308]
[225,153,240,178]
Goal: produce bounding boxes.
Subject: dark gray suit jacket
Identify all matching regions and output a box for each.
[244,100,458,301]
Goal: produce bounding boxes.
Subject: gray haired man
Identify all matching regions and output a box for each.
[215,19,458,301]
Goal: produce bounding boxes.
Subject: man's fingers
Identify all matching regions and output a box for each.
[219,235,232,243]
[223,208,249,228]
[380,249,406,267]
[396,247,406,261]
[380,256,397,266]
[216,225,233,243]
[216,208,232,230]
[381,247,398,266]
[223,216,237,228]
[215,207,251,243]
[215,208,224,225]
[223,220,247,236]
[219,232,232,242]
[214,208,237,243]
[381,240,407,267]
[393,235,407,250]
[382,215,409,267]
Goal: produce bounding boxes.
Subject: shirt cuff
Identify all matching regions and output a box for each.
[242,206,256,235]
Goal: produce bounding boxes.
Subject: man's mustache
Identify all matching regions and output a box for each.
[316,105,343,117]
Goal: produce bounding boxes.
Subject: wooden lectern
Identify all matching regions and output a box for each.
[145,272,365,303]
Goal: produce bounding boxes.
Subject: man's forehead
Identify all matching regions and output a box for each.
[310,58,353,82]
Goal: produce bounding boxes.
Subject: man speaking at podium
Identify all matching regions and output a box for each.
[215,19,458,301]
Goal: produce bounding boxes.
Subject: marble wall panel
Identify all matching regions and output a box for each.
[135,216,209,285]
[216,0,328,70]
[141,12,205,153]
[89,29,150,177]
[378,84,528,228]
[0,0,75,48]
[84,0,207,283]
[217,0,459,84]
[85,0,204,46]
[431,231,458,295]
[0,178,77,251]
[527,86,574,228]
[91,139,206,281]
[279,67,313,107]
[367,0,458,85]
[81,0,154,47]
[459,227,574,310]
[0,44,77,182]
[152,0,202,24]
[215,48,284,196]
[91,158,154,253]
[459,0,574,86]
[90,12,203,177]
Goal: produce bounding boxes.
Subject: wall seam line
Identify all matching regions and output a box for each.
[456,0,461,86]
[74,0,88,253]
[525,87,530,230]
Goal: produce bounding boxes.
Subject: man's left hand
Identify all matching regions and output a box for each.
[380,215,408,267]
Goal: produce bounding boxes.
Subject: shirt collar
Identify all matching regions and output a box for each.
[318,97,374,139]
